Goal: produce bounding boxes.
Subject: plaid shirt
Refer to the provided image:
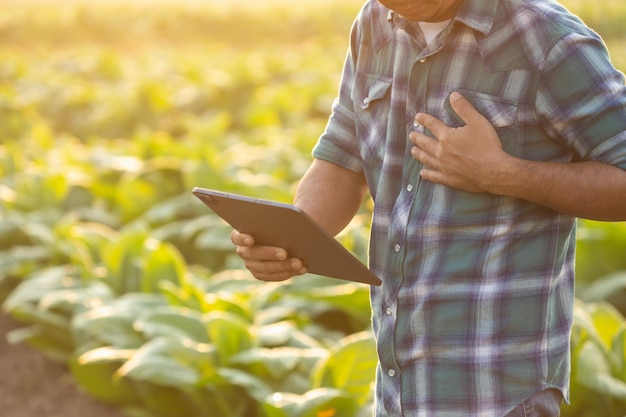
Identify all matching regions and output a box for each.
[313,0,626,415]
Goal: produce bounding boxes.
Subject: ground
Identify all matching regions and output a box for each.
[0,312,126,417]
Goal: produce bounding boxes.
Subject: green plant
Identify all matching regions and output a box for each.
[1,1,626,416]
[3,256,377,416]
[562,300,626,417]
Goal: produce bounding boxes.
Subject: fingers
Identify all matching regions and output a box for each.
[413,92,480,135]
[414,111,446,140]
[230,230,307,282]
[240,256,307,282]
[230,229,254,246]
[409,91,477,158]
[409,135,437,168]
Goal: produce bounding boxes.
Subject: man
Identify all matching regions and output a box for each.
[232,0,626,415]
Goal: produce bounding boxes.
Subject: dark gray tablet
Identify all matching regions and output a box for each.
[192,187,381,286]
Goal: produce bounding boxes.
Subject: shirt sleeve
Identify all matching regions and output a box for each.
[312,19,364,174]
[536,31,626,169]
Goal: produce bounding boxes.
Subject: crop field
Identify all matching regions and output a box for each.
[1,1,626,416]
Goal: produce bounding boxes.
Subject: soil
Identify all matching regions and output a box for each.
[0,312,126,417]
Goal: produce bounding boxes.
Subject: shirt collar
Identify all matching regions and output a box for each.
[452,0,499,35]
[385,0,499,36]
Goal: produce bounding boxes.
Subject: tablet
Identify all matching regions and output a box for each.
[192,187,381,286]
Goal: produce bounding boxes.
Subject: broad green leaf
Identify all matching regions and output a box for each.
[111,293,169,318]
[135,306,209,343]
[5,301,71,332]
[262,392,302,417]
[140,238,188,293]
[575,340,626,399]
[203,288,252,320]
[6,324,73,362]
[576,220,626,284]
[185,385,256,417]
[299,388,358,417]
[291,282,371,317]
[102,230,148,294]
[581,272,626,303]
[64,221,118,263]
[137,194,196,225]
[259,320,323,349]
[2,265,82,313]
[581,272,626,318]
[70,346,139,404]
[158,280,208,312]
[571,300,605,348]
[113,176,153,223]
[204,367,273,402]
[289,282,372,333]
[116,337,217,387]
[204,269,262,296]
[588,302,625,352]
[204,311,257,365]
[72,305,145,349]
[230,346,326,395]
[261,389,358,417]
[38,282,114,316]
[230,346,325,383]
[0,245,51,279]
[254,305,301,327]
[612,328,626,382]
[122,357,200,386]
[131,382,202,417]
[312,331,377,406]
[194,220,235,251]
[177,214,222,243]
[21,220,57,247]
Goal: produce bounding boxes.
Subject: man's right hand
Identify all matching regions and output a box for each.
[231,230,307,282]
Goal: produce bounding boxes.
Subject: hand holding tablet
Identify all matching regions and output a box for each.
[192,187,381,286]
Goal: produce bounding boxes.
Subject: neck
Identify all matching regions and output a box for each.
[431,0,464,22]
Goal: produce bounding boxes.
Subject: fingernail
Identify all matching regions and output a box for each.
[243,237,253,245]
[276,250,287,260]
[290,259,302,269]
[450,91,462,101]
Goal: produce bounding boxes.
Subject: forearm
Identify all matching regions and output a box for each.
[294,159,368,236]
[488,158,626,221]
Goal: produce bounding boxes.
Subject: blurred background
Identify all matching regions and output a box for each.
[1,1,625,416]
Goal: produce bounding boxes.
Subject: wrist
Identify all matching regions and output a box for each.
[479,154,524,197]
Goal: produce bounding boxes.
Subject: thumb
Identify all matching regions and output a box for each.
[449,92,482,126]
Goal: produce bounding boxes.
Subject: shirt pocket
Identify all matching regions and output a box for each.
[351,72,392,165]
[444,90,520,156]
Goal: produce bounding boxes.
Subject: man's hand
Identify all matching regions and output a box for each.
[231,230,307,282]
[409,91,512,193]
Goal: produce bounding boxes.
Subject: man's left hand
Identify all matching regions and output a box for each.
[409,91,512,193]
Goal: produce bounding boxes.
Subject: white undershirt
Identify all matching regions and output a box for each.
[418,19,452,46]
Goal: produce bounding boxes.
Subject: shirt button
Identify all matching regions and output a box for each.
[388,369,396,377]
[363,97,370,105]
[406,184,414,192]
[394,244,401,253]
[386,307,393,316]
